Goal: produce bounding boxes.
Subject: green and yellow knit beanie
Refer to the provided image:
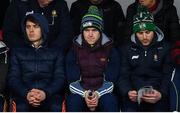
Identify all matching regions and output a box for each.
[133,5,156,33]
[80,5,104,32]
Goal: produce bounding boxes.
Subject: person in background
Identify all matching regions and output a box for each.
[0,0,10,29]
[66,6,120,112]
[0,0,10,40]
[125,0,180,43]
[3,0,72,50]
[118,6,173,111]
[70,0,125,47]
[7,13,65,111]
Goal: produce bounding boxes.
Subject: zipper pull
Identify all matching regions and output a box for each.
[144,51,147,56]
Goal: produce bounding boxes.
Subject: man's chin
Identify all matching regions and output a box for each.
[142,42,150,46]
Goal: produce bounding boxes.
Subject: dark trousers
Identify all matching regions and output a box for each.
[14,95,63,112]
[121,97,169,112]
[66,93,120,112]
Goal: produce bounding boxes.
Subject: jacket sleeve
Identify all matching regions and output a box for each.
[70,2,83,37]
[69,80,85,97]
[52,0,73,50]
[69,80,114,98]
[104,48,120,85]
[66,49,81,84]
[96,81,114,97]
[3,0,25,48]
[7,49,29,99]
[113,2,125,46]
[124,4,136,40]
[117,45,133,97]
[167,6,180,42]
[159,45,174,98]
[43,49,66,97]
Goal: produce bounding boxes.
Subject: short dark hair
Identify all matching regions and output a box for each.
[24,15,39,26]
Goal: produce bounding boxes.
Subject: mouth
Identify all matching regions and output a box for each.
[143,41,149,45]
[139,0,144,3]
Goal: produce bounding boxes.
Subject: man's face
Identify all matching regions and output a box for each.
[139,0,155,8]
[83,27,101,45]
[136,30,154,46]
[26,20,42,44]
[38,0,53,7]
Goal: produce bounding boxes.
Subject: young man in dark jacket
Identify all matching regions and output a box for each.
[70,0,125,47]
[7,13,65,111]
[118,6,173,111]
[3,0,72,50]
[125,0,180,43]
[66,6,120,112]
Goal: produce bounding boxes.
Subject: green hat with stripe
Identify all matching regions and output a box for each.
[133,5,156,33]
[81,5,104,32]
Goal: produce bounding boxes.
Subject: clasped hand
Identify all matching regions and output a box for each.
[26,88,46,107]
[84,91,99,111]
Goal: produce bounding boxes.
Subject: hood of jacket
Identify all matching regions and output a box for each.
[21,13,49,46]
[130,27,164,45]
[73,33,113,48]
[135,0,174,10]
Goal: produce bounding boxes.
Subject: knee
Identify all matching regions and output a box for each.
[99,93,118,104]
[67,94,84,104]
[47,95,63,112]
[49,104,62,112]
[98,93,119,112]
[15,102,29,112]
[66,94,85,112]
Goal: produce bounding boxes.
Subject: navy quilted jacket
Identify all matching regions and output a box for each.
[7,13,65,99]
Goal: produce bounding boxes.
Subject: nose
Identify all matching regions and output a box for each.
[29,26,34,33]
[88,30,93,37]
[143,33,147,39]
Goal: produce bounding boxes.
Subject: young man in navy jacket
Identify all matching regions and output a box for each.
[7,13,65,111]
[118,6,173,112]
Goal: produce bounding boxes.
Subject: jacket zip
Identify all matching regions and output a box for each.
[144,50,147,56]
[35,49,38,88]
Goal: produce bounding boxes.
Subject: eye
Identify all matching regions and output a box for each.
[34,24,40,28]
[26,25,31,29]
[145,31,151,34]
[137,31,143,35]
[92,29,98,32]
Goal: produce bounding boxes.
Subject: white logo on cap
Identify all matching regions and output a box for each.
[26,11,34,16]
[83,22,92,27]
[132,55,139,59]
[139,23,146,30]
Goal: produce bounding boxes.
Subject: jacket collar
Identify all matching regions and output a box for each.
[74,33,113,47]
[130,27,164,47]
